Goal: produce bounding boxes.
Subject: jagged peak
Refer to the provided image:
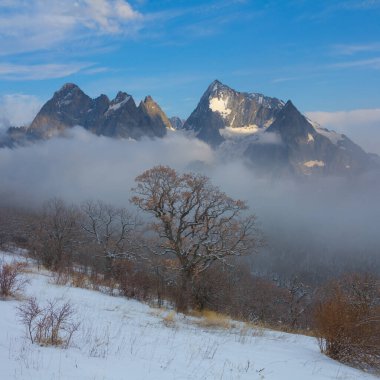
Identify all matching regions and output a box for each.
[143,95,155,103]
[206,79,232,95]
[283,99,296,110]
[53,83,85,102]
[57,83,80,93]
[95,94,110,103]
[113,91,131,103]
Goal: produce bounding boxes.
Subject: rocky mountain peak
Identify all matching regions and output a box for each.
[25,83,169,140]
[140,95,172,131]
[59,83,80,91]
[114,91,131,103]
[267,100,314,141]
[169,116,185,130]
[206,79,230,94]
[54,83,84,99]
[183,80,284,146]
[143,95,154,103]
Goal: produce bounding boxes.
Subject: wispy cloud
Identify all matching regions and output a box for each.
[271,76,300,84]
[329,57,380,69]
[333,42,380,55]
[0,0,143,55]
[0,63,94,80]
[337,0,380,10]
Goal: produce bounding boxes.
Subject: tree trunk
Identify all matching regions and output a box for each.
[176,269,192,312]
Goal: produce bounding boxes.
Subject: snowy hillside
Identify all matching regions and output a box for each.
[0,251,376,380]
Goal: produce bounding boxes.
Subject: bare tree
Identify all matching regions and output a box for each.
[80,200,138,275]
[283,276,310,329]
[131,165,260,311]
[34,198,80,271]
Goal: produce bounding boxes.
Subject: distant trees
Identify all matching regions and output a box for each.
[132,165,260,311]
[33,199,80,271]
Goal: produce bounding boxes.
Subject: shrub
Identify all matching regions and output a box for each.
[17,297,80,348]
[162,311,176,327]
[0,261,28,298]
[314,274,380,370]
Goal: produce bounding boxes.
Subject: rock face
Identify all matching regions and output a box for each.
[28,83,170,140]
[184,80,378,177]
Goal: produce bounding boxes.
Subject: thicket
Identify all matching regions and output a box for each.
[314,274,380,370]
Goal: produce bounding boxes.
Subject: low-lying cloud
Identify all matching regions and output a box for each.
[0,128,213,206]
[307,108,380,155]
[0,129,379,278]
[0,94,42,130]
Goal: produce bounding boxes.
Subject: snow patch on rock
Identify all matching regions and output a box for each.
[106,96,130,115]
[209,96,232,119]
[308,118,344,145]
[303,160,325,168]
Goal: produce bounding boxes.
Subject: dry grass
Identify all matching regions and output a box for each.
[71,272,90,289]
[194,310,232,329]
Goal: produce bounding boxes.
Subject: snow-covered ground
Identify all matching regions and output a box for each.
[0,251,376,380]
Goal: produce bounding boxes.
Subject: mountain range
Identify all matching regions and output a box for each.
[1,80,378,177]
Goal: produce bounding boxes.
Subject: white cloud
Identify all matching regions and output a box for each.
[0,0,143,55]
[0,94,42,129]
[306,108,380,154]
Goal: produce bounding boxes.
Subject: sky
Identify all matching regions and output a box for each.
[0,0,380,151]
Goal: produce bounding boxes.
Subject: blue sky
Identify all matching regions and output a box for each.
[0,0,380,131]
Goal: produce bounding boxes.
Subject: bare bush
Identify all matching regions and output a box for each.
[17,297,80,348]
[0,261,28,298]
[314,274,380,370]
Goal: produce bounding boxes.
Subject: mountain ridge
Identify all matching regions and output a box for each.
[26,83,171,140]
[1,80,378,178]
